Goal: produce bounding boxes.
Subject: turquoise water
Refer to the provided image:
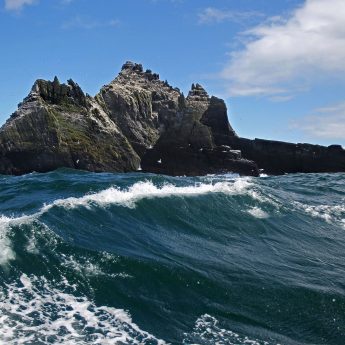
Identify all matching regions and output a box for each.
[0,170,344,344]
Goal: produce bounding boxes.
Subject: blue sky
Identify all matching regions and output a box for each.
[1,0,344,145]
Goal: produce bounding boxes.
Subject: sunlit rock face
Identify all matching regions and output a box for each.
[0,75,140,175]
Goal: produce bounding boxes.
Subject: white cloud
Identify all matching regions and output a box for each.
[62,16,120,30]
[5,0,37,11]
[198,7,263,24]
[221,0,345,97]
[291,102,345,140]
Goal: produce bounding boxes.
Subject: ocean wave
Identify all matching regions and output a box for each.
[0,177,274,267]
[0,274,167,345]
[1,178,269,223]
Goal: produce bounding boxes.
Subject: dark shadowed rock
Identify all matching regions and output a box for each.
[201,97,237,145]
[26,77,87,108]
[141,145,259,177]
[228,137,345,175]
[141,84,259,176]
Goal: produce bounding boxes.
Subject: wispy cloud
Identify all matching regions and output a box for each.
[220,0,345,97]
[62,16,120,30]
[291,102,345,140]
[198,7,263,25]
[4,0,38,11]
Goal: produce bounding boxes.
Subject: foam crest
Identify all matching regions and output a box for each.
[41,179,254,211]
[0,216,16,266]
[0,214,37,266]
[61,253,132,279]
[247,207,269,219]
[0,274,167,345]
[295,202,345,227]
[183,314,275,345]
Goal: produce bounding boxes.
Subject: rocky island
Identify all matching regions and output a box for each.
[0,61,344,177]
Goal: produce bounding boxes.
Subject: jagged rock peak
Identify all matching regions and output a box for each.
[26,77,87,107]
[121,61,143,72]
[120,61,160,81]
[187,83,209,101]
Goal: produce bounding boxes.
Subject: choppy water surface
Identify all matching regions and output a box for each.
[0,169,344,344]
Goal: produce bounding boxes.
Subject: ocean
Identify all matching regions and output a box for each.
[0,170,344,344]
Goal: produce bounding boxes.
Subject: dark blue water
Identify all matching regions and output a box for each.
[0,170,344,344]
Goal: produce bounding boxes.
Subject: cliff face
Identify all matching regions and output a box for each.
[0,61,344,177]
[95,62,181,157]
[141,84,258,176]
[0,76,140,175]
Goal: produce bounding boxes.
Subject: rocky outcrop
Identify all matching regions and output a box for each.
[228,137,345,175]
[141,85,258,176]
[0,77,139,175]
[28,77,88,108]
[95,62,181,157]
[0,61,344,177]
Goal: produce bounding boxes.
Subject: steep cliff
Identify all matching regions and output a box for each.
[0,61,344,177]
[95,62,181,157]
[141,84,258,176]
[0,76,140,175]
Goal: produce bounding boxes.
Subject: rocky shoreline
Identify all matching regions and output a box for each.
[0,61,344,177]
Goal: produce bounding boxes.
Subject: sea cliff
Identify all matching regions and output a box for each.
[1,61,344,176]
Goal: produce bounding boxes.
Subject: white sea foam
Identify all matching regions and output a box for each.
[0,274,167,345]
[60,253,132,279]
[295,202,345,227]
[41,179,254,211]
[247,207,269,219]
[0,216,16,266]
[183,314,274,345]
[0,214,37,266]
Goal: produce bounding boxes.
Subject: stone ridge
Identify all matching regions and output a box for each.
[22,77,88,108]
[0,61,344,176]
